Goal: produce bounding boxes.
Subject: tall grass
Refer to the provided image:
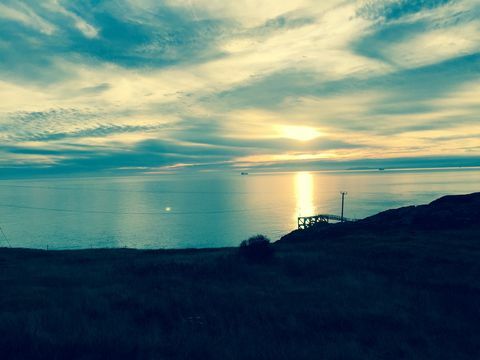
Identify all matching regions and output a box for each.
[0,228,479,359]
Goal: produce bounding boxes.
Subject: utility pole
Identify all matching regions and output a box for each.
[340,191,347,222]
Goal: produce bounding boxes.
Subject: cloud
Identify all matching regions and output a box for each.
[163,0,318,26]
[44,0,99,38]
[0,2,56,35]
[0,0,479,176]
[381,23,480,68]
[356,0,452,21]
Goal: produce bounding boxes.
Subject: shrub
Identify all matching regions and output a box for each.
[239,235,274,263]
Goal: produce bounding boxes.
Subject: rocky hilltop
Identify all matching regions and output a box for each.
[280,192,480,243]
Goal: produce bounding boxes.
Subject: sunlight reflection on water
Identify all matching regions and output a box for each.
[0,168,478,249]
[295,172,316,218]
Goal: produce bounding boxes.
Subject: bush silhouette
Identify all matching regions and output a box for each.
[239,235,274,262]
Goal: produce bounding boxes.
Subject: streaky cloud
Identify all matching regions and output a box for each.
[0,0,479,176]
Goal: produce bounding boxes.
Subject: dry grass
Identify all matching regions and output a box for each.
[0,228,479,359]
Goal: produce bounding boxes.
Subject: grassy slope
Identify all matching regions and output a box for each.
[1,226,480,359]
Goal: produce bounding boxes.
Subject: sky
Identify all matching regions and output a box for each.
[0,0,479,176]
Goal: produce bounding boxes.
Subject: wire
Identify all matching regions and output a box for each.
[0,202,285,216]
[0,226,11,248]
[0,183,260,195]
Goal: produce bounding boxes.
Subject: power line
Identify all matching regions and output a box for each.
[0,202,285,216]
[0,226,11,248]
[0,183,260,195]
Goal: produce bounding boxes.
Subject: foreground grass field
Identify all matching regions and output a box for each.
[1,226,479,359]
[1,193,479,359]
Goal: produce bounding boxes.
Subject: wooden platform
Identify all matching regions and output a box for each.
[297,214,354,229]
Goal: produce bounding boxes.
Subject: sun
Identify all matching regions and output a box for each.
[280,125,321,141]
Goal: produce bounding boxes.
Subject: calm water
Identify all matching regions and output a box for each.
[0,168,478,249]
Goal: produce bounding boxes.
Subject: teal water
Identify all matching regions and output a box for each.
[0,168,478,249]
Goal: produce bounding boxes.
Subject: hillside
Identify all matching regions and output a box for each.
[0,193,479,359]
[280,192,480,243]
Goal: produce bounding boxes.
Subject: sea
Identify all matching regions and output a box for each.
[0,167,478,249]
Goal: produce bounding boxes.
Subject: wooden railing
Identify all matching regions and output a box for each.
[297,214,356,229]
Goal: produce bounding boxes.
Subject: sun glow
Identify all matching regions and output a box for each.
[295,172,316,217]
[280,125,321,141]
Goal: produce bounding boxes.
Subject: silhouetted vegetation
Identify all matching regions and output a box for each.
[0,193,479,359]
[239,234,274,263]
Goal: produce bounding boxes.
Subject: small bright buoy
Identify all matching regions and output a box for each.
[165,207,171,212]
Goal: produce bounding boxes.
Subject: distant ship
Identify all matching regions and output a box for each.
[241,172,249,175]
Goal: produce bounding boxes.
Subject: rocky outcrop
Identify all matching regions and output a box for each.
[279,192,480,243]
